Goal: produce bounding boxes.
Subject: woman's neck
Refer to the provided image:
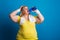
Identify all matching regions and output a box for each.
[24,14,29,17]
[23,14,29,21]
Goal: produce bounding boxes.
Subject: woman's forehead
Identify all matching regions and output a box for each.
[24,7,28,9]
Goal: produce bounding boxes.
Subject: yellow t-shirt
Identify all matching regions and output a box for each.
[16,15,38,40]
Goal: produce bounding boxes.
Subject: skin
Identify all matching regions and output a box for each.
[10,6,44,23]
[21,7,29,21]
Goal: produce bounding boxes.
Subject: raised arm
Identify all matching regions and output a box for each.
[34,9,44,23]
[9,9,20,22]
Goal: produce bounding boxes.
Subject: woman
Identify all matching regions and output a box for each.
[10,6,44,40]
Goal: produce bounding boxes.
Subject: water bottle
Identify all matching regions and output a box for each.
[29,7,37,12]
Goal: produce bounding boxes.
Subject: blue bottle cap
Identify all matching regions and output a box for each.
[29,7,37,12]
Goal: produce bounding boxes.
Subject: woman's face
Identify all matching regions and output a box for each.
[22,7,29,15]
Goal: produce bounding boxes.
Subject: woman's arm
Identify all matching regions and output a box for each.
[34,9,44,23]
[9,9,20,22]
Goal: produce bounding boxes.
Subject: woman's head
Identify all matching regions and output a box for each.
[20,6,29,15]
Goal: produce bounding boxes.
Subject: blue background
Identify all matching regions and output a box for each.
[0,0,60,40]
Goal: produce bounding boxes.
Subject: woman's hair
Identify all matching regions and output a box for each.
[20,6,27,16]
[20,6,27,11]
[20,6,27,17]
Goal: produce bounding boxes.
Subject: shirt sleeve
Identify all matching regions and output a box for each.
[34,16,37,23]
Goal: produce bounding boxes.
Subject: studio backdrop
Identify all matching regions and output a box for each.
[0,0,60,40]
